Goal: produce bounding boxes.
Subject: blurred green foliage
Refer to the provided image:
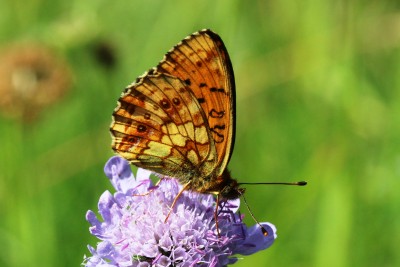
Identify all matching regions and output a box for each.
[0,0,399,266]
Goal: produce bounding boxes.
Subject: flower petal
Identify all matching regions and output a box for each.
[104,156,132,180]
[234,222,277,255]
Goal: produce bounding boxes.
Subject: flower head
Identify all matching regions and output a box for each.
[0,44,71,121]
[83,156,277,266]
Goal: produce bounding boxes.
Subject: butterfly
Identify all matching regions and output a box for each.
[110,29,244,201]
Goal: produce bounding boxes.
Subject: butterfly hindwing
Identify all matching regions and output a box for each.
[111,73,217,179]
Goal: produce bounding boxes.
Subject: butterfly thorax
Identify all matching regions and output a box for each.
[186,169,244,200]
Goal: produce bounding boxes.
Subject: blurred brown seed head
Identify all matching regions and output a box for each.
[0,44,71,122]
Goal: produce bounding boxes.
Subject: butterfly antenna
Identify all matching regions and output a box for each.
[238,180,307,236]
[239,181,307,186]
[240,192,269,236]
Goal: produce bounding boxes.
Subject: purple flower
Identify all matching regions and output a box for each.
[83,156,277,267]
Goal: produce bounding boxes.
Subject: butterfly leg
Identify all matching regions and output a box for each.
[214,193,221,237]
[133,189,154,197]
[164,181,191,223]
[133,178,163,197]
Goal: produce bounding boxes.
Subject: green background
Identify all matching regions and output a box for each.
[1,0,399,266]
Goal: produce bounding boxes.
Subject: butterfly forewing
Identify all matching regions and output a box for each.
[111,29,235,193]
[155,30,235,176]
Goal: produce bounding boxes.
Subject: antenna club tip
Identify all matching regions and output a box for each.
[297,181,307,186]
[261,227,268,236]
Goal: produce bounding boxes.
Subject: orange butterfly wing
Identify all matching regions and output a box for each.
[110,29,236,193]
[111,73,216,180]
[155,29,236,177]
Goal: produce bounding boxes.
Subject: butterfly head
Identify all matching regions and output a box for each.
[218,169,245,200]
